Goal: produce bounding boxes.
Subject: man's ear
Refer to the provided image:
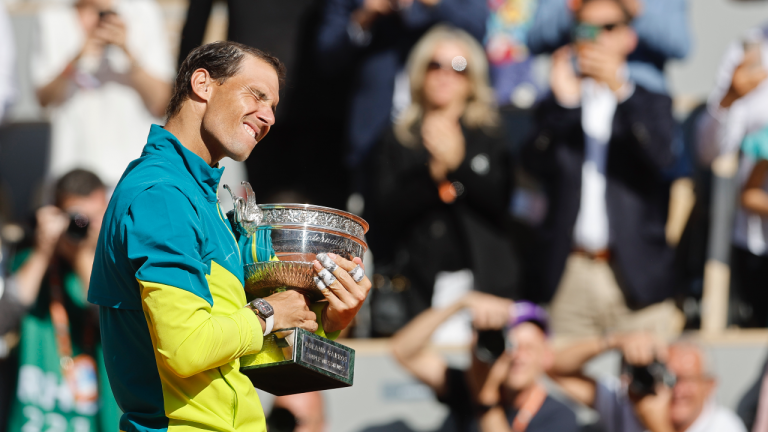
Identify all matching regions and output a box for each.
[190,68,214,102]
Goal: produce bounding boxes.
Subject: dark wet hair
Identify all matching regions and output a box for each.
[166,41,286,119]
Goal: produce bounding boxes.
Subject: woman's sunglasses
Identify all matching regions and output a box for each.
[426,61,468,75]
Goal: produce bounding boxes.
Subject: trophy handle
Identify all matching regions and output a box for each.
[222,184,243,223]
[241,181,262,224]
[222,182,262,236]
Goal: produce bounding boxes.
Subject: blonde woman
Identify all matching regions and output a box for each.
[365,25,517,334]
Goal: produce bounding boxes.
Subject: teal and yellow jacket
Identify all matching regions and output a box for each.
[89,125,330,432]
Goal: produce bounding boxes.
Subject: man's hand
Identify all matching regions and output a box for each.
[35,206,69,258]
[608,332,667,366]
[477,350,513,406]
[94,13,129,54]
[632,385,675,432]
[550,46,581,106]
[462,291,512,331]
[313,253,372,334]
[577,43,627,92]
[422,113,465,182]
[351,0,395,30]
[263,290,318,333]
[721,48,768,108]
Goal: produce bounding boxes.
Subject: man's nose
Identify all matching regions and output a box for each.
[256,106,275,126]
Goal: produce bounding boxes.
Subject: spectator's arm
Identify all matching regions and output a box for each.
[403,0,487,41]
[317,0,365,74]
[392,292,511,396]
[742,159,768,217]
[696,41,746,165]
[390,300,464,395]
[526,0,572,55]
[126,185,263,378]
[547,337,605,407]
[126,55,172,118]
[613,86,676,172]
[36,60,77,108]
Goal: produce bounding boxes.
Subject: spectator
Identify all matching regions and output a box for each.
[364,25,517,335]
[550,333,747,432]
[5,169,120,431]
[267,392,326,432]
[697,28,768,327]
[392,293,578,432]
[526,0,690,95]
[32,0,174,186]
[520,0,681,338]
[316,0,487,169]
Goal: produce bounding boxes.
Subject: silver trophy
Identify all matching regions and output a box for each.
[224,182,368,395]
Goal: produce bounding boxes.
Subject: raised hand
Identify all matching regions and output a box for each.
[550,46,581,106]
[422,113,465,182]
[721,47,768,108]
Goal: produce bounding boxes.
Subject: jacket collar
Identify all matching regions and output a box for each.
[143,124,223,203]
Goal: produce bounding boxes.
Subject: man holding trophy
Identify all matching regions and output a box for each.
[88,41,371,432]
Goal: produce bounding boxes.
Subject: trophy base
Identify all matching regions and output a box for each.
[240,327,355,396]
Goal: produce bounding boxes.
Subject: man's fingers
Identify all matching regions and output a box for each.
[313,260,355,304]
[318,253,370,294]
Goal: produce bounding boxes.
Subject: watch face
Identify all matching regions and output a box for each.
[253,299,274,318]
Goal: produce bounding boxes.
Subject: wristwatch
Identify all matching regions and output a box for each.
[247,298,274,336]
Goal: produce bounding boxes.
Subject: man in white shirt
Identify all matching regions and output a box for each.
[696,27,768,328]
[33,0,174,186]
[550,333,746,432]
[521,0,681,338]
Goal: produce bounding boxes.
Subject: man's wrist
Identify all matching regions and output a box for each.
[246,299,275,336]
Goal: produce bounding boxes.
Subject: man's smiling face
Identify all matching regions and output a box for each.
[201,55,280,163]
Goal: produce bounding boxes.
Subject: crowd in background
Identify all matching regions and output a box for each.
[2,0,768,430]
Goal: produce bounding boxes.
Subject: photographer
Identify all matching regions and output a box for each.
[33,0,173,186]
[4,169,120,432]
[549,333,746,432]
[392,293,578,432]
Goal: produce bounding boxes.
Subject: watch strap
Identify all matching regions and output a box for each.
[263,315,274,336]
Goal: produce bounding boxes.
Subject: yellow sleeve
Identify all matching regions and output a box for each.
[140,280,264,378]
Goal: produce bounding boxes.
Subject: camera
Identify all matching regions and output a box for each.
[98,10,116,20]
[622,360,677,397]
[66,213,90,241]
[474,329,514,364]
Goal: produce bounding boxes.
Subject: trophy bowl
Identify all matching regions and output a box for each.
[243,204,368,301]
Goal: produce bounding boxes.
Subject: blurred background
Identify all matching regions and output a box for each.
[4,0,768,431]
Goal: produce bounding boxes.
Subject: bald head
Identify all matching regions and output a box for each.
[667,342,715,431]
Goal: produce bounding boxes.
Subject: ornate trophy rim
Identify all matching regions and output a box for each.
[257,203,369,244]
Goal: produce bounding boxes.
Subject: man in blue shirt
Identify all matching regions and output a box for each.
[89,41,371,432]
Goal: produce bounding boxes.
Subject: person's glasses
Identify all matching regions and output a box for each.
[426,61,468,75]
[572,22,627,42]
